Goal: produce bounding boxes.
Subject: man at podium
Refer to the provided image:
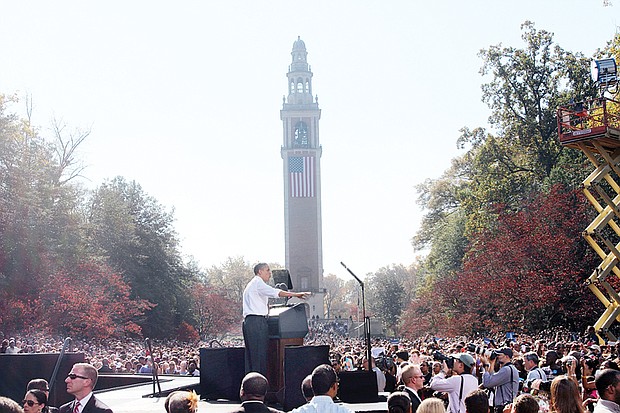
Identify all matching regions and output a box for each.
[242,263,310,375]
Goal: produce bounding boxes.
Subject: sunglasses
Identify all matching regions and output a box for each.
[22,400,39,407]
[67,373,89,380]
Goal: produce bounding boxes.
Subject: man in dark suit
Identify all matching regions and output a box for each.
[401,364,424,413]
[59,363,113,413]
[229,372,282,413]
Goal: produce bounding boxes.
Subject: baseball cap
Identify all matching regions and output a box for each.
[396,351,409,361]
[496,347,513,358]
[452,353,475,368]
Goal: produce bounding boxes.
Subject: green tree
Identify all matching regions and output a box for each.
[366,264,412,335]
[86,177,194,337]
[456,22,597,226]
[205,256,254,306]
[323,274,346,318]
[0,95,87,313]
[415,21,597,286]
[408,22,607,337]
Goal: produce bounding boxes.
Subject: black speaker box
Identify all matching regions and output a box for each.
[199,347,245,401]
[337,370,379,403]
[0,353,85,406]
[283,345,330,411]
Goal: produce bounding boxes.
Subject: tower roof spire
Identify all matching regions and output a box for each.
[290,36,308,71]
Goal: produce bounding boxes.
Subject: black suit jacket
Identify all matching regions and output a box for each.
[228,401,283,413]
[59,395,113,413]
[404,387,422,413]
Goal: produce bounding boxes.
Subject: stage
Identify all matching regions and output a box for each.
[93,375,388,413]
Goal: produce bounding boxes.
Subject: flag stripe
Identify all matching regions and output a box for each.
[289,156,315,197]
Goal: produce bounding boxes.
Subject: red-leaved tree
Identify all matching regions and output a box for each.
[191,283,240,340]
[177,321,200,342]
[36,260,154,339]
[403,185,601,336]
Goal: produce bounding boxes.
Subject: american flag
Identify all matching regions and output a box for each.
[289,156,315,197]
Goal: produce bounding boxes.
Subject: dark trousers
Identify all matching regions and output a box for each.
[242,315,268,375]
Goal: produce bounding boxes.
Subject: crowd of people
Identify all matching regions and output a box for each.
[3,322,620,413]
[0,331,246,377]
[306,323,620,413]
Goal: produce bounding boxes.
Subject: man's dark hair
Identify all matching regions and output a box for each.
[311,364,337,395]
[388,391,411,413]
[596,369,620,396]
[465,389,489,413]
[301,374,313,401]
[241,372,269,400]
[545,350,559,364]
[253,263,268,275]
[27,379,49,392]
[524,352,539,364]
[513,394,539,413]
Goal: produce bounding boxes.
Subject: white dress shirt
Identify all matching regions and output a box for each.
[594,399,620,413]
[242,276,280,318]
[290,395,354,413]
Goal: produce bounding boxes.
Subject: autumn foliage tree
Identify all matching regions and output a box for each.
[37,260,154,338]
[403,185,600,336]
[190,283,239,340]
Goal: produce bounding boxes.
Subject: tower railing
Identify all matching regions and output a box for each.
[557,97,620,147]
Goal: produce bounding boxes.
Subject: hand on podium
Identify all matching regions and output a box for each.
[276,281,311,300]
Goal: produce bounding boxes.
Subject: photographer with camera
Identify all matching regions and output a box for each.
[523,352,547,392]
[429,353,479,413]
[480,348,519,413]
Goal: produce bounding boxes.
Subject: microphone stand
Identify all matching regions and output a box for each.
[144,338,162,397]
[49,337,72,402]
[341,262,372,372]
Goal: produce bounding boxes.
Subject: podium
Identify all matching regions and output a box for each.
[266,303,308,392]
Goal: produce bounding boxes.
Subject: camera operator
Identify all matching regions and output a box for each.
[429,354,479,413]
[480,348,519,413]
[523,352,547,392]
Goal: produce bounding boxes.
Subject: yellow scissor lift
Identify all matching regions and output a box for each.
[557,97,620,342]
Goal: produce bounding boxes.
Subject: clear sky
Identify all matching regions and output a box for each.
[0,1,617,279]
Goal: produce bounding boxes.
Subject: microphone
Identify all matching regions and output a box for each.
[275,283,290,305]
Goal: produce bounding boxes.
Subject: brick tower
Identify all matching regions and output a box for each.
[280,37,324,317]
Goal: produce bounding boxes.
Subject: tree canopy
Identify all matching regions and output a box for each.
[407,24,620,337]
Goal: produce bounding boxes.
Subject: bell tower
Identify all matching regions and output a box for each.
[280,37,324,317]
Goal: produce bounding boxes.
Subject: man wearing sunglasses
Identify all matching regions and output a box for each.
[59,363,113,413]
[400,364,424,413]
